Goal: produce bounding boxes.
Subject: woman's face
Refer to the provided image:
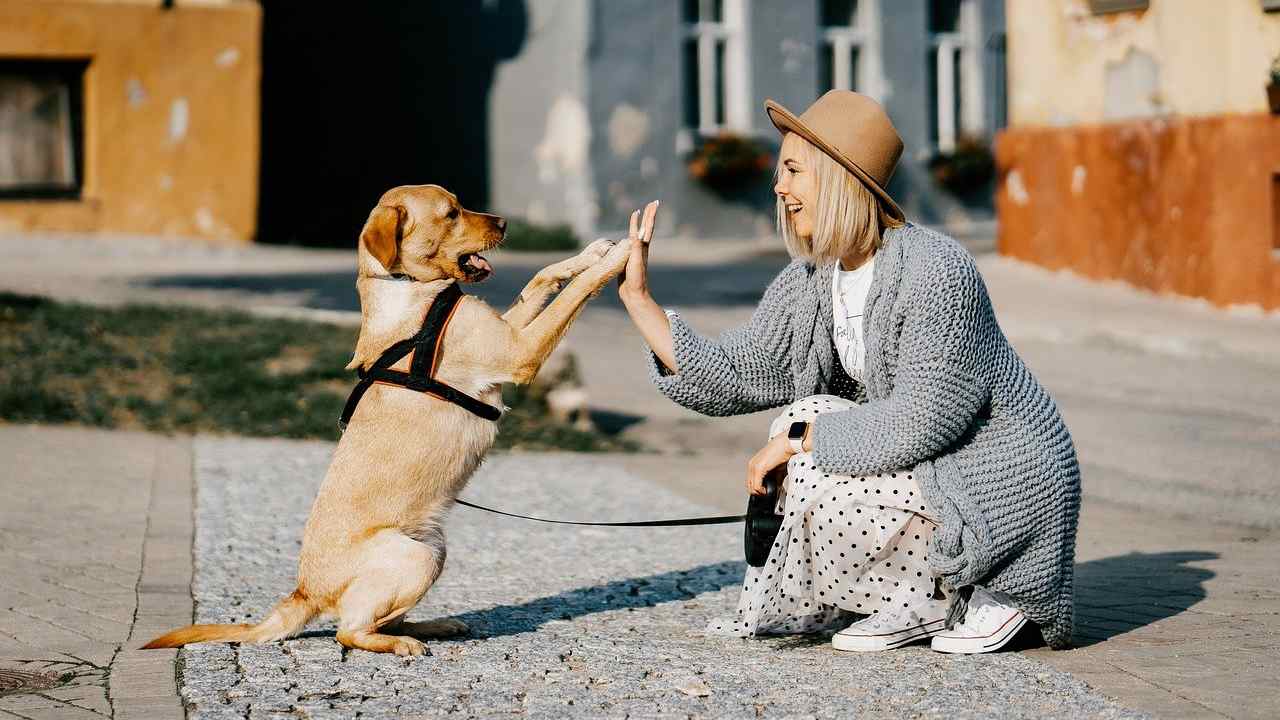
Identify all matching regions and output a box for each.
[775,133,818,240]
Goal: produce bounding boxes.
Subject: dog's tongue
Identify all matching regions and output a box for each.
[465,254,492,275]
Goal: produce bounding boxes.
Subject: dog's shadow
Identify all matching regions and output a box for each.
[295,560,745,642]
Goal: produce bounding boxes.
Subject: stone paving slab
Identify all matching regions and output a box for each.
[181,437,1139,719]
[0,424,192,720]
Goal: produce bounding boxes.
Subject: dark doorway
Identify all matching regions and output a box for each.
[256,1,527,247]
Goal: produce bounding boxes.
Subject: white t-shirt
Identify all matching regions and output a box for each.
[831,256,875,382]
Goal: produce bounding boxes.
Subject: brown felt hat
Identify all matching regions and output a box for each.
[766,90,905,222]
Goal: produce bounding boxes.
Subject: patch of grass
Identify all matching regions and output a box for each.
[501,219,580,252]
[0,293,636,451]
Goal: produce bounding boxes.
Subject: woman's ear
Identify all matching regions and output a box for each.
[359,204,404,272]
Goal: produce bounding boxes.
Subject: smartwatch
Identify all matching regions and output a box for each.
[787,421,808,453]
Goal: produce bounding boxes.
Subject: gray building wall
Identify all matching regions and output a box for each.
[489,0,594,239]
[489,0,1005,243]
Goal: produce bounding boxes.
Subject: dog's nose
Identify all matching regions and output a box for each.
[495,217,507,232]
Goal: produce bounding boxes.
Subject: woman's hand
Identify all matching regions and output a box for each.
[618,201,658,301]
[616,201,678,372]
[746,434,796,496]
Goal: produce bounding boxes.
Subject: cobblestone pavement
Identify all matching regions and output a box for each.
[182,437,1138,719]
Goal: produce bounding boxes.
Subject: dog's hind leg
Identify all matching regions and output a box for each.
[334,531,442,656]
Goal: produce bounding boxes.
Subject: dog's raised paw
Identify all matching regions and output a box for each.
[581,238,614,262]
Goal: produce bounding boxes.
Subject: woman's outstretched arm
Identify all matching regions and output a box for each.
[618,202,677,372]
[616,202,799,417]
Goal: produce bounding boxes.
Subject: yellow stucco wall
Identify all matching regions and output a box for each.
[0,0,261,242]
[1007,0,1280,127]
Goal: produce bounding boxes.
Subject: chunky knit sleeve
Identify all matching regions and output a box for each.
[811,246,992,475]
[644,261,805,416]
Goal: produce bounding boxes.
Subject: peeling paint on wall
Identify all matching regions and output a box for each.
[1006,168,1030,206]
[1104,47,1163,120]
[125,78,146,107]
[534,94,589,184]
[1070,165,1086,196]
[168,98,189,143]
[215,47,240,68]
[607,104,650,160]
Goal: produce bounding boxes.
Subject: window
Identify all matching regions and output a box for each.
[819,0,882,100]
[927,0,983,153]
[682,0,749,133]
[0,59,87,199]
[1088,0,1149,14]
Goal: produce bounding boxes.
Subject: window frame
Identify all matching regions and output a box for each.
[682,0,750,135]
[0,57,89,200]
[928,0,984,154]
[819,0,884,101]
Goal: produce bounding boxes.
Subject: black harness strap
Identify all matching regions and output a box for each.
[340,282,502,429]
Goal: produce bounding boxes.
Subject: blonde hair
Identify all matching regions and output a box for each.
[776,134,904,263]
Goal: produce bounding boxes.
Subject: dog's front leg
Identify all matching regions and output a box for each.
[501,239,615,329]
[503,237,636,383]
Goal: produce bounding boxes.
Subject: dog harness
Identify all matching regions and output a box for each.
[339,281,502,429]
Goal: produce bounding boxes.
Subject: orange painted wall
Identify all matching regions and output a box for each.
[0,0,261,242]
[996,114,1280,311]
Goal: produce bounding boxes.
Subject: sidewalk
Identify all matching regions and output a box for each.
[2,426,1276,718]
[0,425,192,720]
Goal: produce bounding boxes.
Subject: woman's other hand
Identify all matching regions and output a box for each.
[746,435,796,496]
[618,200,658,301]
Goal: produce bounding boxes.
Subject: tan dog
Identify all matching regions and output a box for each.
[144,185,657,656]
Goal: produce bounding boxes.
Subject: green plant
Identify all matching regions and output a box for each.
[928,136,996,196]
[1270,52,1280,86]
[687,132,774,193]
[501,219,580,252]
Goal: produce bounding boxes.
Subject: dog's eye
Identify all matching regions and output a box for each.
[446,208,459,220]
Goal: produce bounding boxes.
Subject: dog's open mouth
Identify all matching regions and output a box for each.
[458,252,493,281]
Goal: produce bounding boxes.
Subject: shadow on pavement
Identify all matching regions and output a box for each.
[451,560,745,640]
[137,256,788,314]
[1070,550,1217,647]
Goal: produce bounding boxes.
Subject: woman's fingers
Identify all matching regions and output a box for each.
[640,200,659,245]
[628,209,640,242]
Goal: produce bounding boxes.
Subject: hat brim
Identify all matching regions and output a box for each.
[766,99,905,223]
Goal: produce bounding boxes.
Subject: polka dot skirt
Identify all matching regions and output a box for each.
[707,395,942,638]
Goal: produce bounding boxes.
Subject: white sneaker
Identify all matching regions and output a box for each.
[832,604,948,652]
[930,587,1028,654]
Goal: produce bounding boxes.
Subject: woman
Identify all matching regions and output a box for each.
[617,91,1079,654]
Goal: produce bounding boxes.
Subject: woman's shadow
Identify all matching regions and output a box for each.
[1066,550,1217,647]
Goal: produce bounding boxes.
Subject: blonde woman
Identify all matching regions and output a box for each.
[617,91,1080,653]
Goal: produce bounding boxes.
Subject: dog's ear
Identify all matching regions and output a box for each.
[360,204,404,272]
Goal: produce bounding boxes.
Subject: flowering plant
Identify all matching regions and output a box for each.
[686,133,774,193]
[927,136,996,196]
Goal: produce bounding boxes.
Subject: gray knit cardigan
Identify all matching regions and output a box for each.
[648,223,1080,648]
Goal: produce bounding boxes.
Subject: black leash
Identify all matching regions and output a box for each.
[454,498,745,527]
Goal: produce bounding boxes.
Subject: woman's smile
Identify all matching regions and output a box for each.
[775,133,818,240]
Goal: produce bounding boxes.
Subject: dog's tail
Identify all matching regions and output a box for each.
[141,589,317,649]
